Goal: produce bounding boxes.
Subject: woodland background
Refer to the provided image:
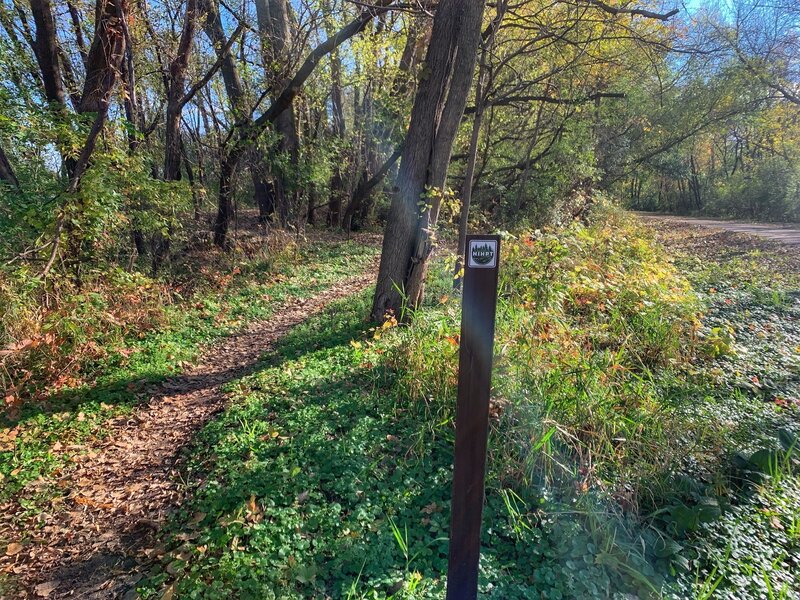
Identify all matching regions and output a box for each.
[1,0,799,283]
[1,0,800,597]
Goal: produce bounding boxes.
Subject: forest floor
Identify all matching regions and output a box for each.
[639,217,800,598]
[0,230,381,598]
[121,211,797,600]
[2,210,800,599]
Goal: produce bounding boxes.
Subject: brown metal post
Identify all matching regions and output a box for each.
[446,234,500,600]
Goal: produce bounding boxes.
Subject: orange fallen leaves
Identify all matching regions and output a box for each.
[5,542,22,556]
[73,496,114,510]
[34,580,59,597]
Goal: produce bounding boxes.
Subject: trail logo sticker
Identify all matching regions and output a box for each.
[468,240,497,268]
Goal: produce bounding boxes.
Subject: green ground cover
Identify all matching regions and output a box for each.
[657,231,800,599]
[0,238,378,517]
[139,209,800,599]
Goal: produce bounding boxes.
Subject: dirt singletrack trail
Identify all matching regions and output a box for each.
[2,258,379,599]
[636,213,800,247]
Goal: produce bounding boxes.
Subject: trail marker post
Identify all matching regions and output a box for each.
[446,235,501,600]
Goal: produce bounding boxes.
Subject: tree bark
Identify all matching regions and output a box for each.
[252,159,276,223]
[164,0,198,181]
[327,35,347,227]
[28,0,67,107]
[66,0,88,66]
[214,150,237,247]
[343,144,402,231]
[200,0,274,223]
[372,0,487,321]
[119,7,141,153]
[255,0,298,224]
[79,0,127,115]
[342,15,428,232]
[200,0,245,114]
[689,153,702,210]
[0,142,19,188]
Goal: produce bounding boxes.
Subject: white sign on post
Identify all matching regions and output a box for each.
[468,239,498,269]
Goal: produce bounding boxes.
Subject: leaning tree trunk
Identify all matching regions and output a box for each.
[372,0,487,322]
[343,15,427,232]
[28,0,74,171]
[343,144,402,231]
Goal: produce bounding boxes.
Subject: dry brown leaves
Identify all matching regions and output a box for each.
[639,216,800,277]
[0,258,378,599]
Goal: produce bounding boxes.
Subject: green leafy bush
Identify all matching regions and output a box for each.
[376,207,706,595]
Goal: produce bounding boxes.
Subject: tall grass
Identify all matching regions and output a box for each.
[387,209,703,506]
[374,207,714,593]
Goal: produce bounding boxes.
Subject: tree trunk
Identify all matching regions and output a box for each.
[343,16,429,232]
[120,17,142,154]
[0,142,19,188]
[200,0,274,223]
[326,36,347,227]
[28,0,126,177]
[689,154,702,210]
[200,0,244,111]
[372,0,487,321]
[66,0,88,66]
[393,15,428,97]
[255,0,298,224]
[79,0,127,114]
[252,164,276,223]
[28,0,67,107]
[343,144,402,231]
[513,99,545,214]
[164,0,198,181]
[214,148,239,247]
[212,0,393,248]
[154,0,194,272]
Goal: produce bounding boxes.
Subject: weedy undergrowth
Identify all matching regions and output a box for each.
[0,238,378,515]
[378,207,800,596]
[137,207,800,599]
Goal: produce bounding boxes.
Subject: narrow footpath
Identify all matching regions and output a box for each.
[2,260,378,599]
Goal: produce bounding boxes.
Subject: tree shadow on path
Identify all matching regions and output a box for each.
[5,276,378,599]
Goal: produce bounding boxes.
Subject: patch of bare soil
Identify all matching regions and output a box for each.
[1,259,378,599]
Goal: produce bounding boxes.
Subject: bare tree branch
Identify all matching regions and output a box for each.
[585,0,679,21]
[178,21,246,111]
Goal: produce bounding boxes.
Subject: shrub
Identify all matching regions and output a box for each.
[0,266,171,413]
[378,205,706,594]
